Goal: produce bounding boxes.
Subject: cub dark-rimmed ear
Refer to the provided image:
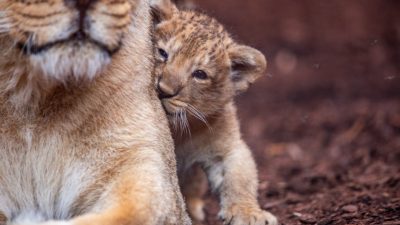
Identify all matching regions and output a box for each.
[150,0,178,24]
[228,44,267,94]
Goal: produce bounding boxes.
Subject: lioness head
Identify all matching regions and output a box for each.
[151,0,266,128]
[0,0,139,81]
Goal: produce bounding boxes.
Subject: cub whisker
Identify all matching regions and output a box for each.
[172,109,179,131]
[172,109,191,138]
[187,104,212,132]
[182,110,191,138]
[179,109,190,137]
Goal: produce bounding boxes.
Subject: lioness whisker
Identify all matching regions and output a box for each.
[2,39,17,56]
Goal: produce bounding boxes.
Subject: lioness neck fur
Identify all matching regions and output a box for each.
[150,0,278,224]
[0,0,190,224]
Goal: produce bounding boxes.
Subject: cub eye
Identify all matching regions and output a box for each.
[158,48,168,61]
[192,70,208,80]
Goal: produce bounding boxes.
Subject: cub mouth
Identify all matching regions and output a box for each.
[17,32,121,56]
[161,99,185,116]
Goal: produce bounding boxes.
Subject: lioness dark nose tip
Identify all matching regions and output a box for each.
[64,0,94,12]
[77,0,93,14]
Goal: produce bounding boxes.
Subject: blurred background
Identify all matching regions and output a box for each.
[174,0,400,224]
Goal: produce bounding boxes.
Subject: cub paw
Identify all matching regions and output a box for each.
[187,197,206,222]
[219,206,278,225]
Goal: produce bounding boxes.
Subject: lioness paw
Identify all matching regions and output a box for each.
[219,206,278,225]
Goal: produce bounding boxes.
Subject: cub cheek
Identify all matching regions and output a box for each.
[154,74,163,92]
[153,67,163,81]
[156,68,167,80]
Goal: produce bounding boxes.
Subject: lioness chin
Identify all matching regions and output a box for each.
[0,0,190,225]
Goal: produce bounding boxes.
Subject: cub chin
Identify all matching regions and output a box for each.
[151,0,278,224]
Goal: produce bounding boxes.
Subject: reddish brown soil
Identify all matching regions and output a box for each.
[187,1,400,224]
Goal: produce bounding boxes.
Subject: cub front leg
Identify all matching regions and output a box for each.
[205,141,278,225]
[180,164,208,223]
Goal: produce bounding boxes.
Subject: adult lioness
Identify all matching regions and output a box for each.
[0,0,190,225]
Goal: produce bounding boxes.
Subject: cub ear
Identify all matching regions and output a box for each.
[150,0,178,24]
[228,45,267,93]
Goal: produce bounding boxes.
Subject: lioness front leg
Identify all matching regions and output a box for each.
[205,141,278,225]
[73,160,189,225]
[15,154,190,225]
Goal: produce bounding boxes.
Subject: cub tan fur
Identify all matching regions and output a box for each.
[151,1,278,225]
[0,0,190,225]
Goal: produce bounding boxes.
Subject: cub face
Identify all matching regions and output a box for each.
[151,0,267,126]
[0,0,138,81]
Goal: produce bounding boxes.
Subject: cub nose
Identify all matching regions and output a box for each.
[156,77,181,99]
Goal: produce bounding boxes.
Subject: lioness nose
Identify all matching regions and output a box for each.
[65,0,94,14]
[157,77,181,99]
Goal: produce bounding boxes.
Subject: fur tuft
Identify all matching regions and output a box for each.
[30,44,110,83]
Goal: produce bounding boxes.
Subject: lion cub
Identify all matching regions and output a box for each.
[151,1,278,224]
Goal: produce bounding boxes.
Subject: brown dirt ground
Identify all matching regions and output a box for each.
[183,1,400,224]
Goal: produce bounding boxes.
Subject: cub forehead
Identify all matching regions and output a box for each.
[179,12,231,43]
[158,11,232,46]
[156,11,233,63]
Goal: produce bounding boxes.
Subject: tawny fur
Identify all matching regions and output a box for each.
[150,1,278,225]
[0,0,190,225]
